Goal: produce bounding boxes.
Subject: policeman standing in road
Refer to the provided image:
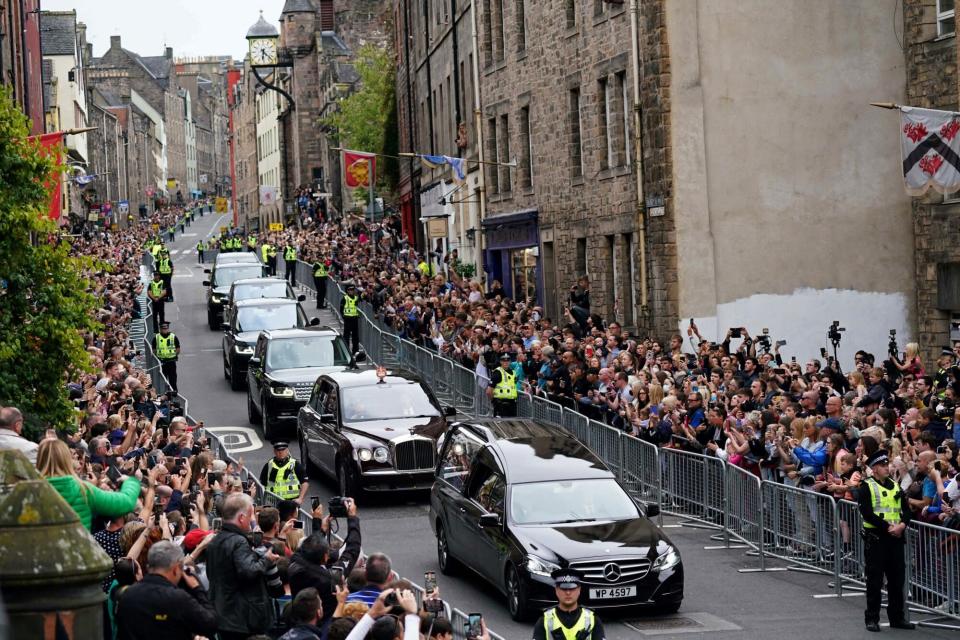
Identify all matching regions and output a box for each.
[488,353,518,417]
[340,282,361,355]
[859,449,915,632]
[197,240,205,264]
[532,568,605,640]
[247,233,257,252]
[147,272,167,333]
[157,248,174,302]
[155,321,181,394]
[267,242,279,276]
[284,242,298,285]
[312,256,329,309]
[258,442,309,504]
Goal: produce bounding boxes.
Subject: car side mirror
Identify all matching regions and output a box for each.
[644,502,660,518]
[354,350,367,363]
[478,513,501,528]
[203,268,211,274]
[221,322,229,331]
[444,406,457,417]
[202,281,211,287]
[309,317,321,326]
[248,357,261,368]
[297,294,306,302]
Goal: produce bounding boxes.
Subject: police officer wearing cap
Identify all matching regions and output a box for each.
[532,568,605,640]
[340,282,361,355]
[859,449,915,632]
[258,442,309,504]
[488,353,518,417]
[155,322,181,394]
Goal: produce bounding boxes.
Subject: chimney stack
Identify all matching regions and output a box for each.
[319,0,334,31]
[110,35,121,50]
[165,47,173,59]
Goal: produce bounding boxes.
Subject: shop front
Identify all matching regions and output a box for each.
[481,209,540,303]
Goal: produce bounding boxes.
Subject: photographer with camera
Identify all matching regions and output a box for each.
[205,492,284,639]
[289,497,362,630]
[115,540,218,640]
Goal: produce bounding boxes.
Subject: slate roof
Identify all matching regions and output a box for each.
[136,55,172,80]
[247,14,280,38]
[282,0,316,13]
[321,31,350,56]
[39,12,77,57]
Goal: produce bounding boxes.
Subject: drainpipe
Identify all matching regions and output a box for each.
[629,0,649,315]
[470,0,487,279]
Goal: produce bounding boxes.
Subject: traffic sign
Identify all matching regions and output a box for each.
[269,223,284,231]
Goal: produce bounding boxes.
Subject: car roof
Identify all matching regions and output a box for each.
[457,418,614,483]
[261,327,339,340]
[234,297,299,309]
[215,253,260,264]
[231,277,288,288]
[322,368,424,389]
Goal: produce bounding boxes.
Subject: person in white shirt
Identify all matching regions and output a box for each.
[0,407,37,464]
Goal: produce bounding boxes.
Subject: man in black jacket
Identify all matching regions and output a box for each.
[288,498,362,629]
[205,493,283,640]
[116,541,218,640]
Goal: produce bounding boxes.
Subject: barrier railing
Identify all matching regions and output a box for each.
[284,260,959,627]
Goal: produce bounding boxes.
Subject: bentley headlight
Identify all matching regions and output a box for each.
[652,546,681,571]
[373,446,390,464]
[525,555,561,577]
[357,448,373,462]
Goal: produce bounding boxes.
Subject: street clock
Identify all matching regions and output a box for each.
[245,12,280,67]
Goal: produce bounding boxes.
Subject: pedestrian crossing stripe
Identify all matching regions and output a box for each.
[168,249,179,255]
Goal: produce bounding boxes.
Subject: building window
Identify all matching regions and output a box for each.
[516,0,526,52]
[607,235,617,319]
[598,77,612,171]
[519,105,532,188]
[499,114,512,193]
[482,0,494,67]
[494,0,506,61]
[486,116,499,194]
[618,71,631,167]
[575,237,587,277]
[565,0,576,29]
[569,87,583,178]
[593,0,604,17]
[938,0,955,37]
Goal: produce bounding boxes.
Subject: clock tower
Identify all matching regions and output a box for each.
[245,12,280,67]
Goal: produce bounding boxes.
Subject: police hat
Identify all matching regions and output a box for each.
[499,353,511,361]
[159,321,170,329]
[866,450,890,467]
[272,441,289,450]
[345,282,357,290]
[551,568,584,590]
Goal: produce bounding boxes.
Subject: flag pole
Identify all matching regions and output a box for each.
[330,147,516,168]
[870,102,901,110]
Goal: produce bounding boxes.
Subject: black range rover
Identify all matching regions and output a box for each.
[429,419,683,621]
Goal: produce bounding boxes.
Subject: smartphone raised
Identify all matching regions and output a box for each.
[311,496,321,511]
[466,613,482,639]
[329,566,344,593]
[293,520,304,530]
[212,517,223,532]
[424,570,437,593]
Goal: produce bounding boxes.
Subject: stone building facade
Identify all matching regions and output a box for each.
[232,58,261,229]
[904,0,960,363]
[0,0,44,135]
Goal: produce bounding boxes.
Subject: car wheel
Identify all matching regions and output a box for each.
[437,522,458,575]
[223,354,231,380]
[262,401,275,441]
[337,458,361,500]
[207,310,218,331]
[506,564,531,622]
[229,358,244,391]
[247,390,261,424]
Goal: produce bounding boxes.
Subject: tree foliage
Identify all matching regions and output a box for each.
[0,87,98,438]
[321,44,398,192]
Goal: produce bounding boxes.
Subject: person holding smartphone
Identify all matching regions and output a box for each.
[531,569,605,640]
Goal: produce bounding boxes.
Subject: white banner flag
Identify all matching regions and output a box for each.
[259,185,278,206]
[900,106,960,196]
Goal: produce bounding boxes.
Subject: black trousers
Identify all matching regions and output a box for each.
[343,316,360,354]
[268,257,277,276]
[863,532,907,624]
[493,399,517,417]
[314,276,327,308]
[285,260,297,285]
[160,359,178,393]
[197,250,204,263]
[161,273,173,301]
[152,301,165,332]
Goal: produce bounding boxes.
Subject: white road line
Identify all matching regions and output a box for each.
[168,249,180,255]
[172,273,194,278]
[182,233,198,237]
[205,426,263,453]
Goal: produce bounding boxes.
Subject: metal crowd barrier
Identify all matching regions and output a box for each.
[286,260,959,627]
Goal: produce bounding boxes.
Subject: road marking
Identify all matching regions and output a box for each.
[205,426,263,453]
[168,249,179,255]
[172,273,194,278]
[182,233,198,237]
[205,215,230,239]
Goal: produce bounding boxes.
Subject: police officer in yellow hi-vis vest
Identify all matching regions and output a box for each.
[312,257,329,310]
[147,272,167,333]
[340,282,361,355]
[859,449,915,633]
[156,248,174,302]
[258,441,309,504]
[487,353,518,417]
[284,243,298,285]
[532,568,605,640]
[155,321,181,394]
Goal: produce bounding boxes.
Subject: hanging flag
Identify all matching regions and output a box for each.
[74,173,95,186]
[32,132,65,220]
[419,154,466,182]
[259,185,278,205]
[420,154,445,171]
[900,106,960,196]
[343,149,375,188]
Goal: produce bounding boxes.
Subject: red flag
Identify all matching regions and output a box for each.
[34,132,66,219]
[342,149,375,188]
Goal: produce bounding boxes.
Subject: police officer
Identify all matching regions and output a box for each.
[488,353,518,417]
[859,449,915,632]
[155,321,181,394]
[258,442,309,504]
[147,272,167,333]
[340,282,361,355]
[283,242,298,285]
[247,233,258,252]
[312,256,329,309]
[197,240,205,264]
[267,243,279,276]
[532,568,605,640]
[156,249,174,302]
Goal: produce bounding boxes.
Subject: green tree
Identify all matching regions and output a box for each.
[0,87,98,438]
[322,44,398,192]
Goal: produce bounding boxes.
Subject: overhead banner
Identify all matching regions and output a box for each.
[900,106,960,195]
[259,185,278,206]
[32,132,65,219]
[343,149,375,189]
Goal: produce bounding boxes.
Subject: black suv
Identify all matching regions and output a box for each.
[203,262,266,330]
[430,419,683,621]
[297,369,456,497]
[227,277,303,312]
[246,327,361,439]
[221,297,318,390]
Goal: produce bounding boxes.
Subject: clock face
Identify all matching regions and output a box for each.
[250,39,278,66]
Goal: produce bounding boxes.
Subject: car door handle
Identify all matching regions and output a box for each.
[459,506,466,514]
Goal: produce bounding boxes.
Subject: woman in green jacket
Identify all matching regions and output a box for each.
[37,439,141,530]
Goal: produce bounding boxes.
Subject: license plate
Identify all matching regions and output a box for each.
[589,586,636,599]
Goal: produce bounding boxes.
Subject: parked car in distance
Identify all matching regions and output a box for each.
[430,418,683,621]
[221,297,318,390]
[297,369,457,497]
[246,327,362,439]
